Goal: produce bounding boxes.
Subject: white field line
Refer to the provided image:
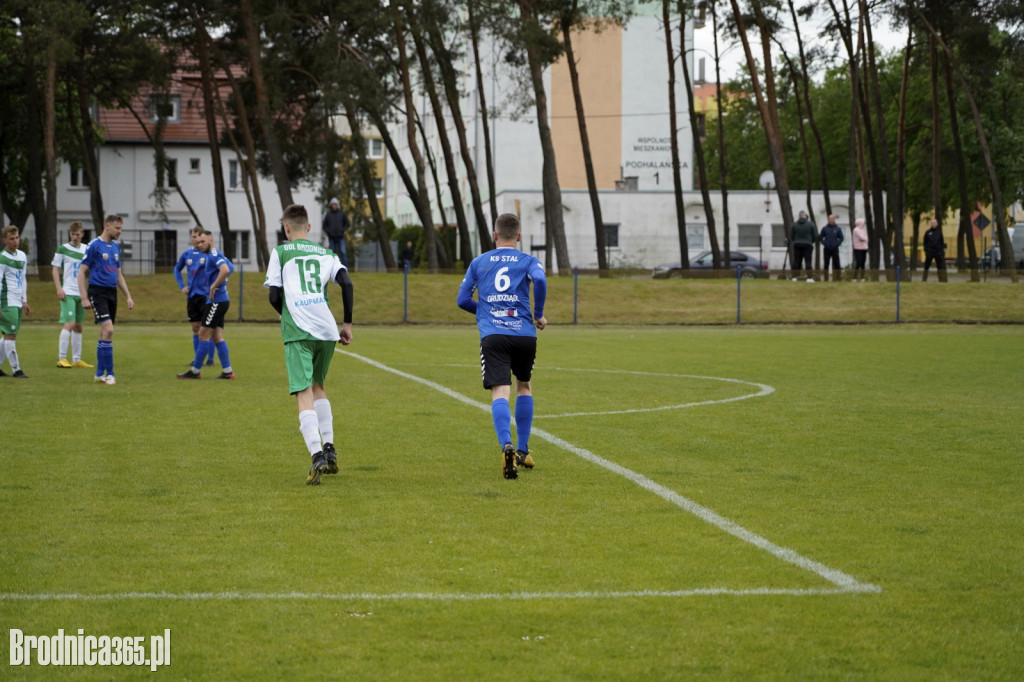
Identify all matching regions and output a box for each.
[0,587,868,602]
[0,352,880,603]
[339,351,880,595]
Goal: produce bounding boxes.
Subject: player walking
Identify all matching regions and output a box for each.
[174,226,215,367]
[78,215,135,385]
[51,221,93,369]
[457,213,547,479]
[177,231,235,379]
[265,204,354,486]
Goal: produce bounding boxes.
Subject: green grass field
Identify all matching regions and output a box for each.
[2,322,1022,679]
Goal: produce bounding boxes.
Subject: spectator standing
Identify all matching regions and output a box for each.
[852,218,869,281]
[922,219,947,282]
[322,198,351,268]
[819,215,845,282]
[789,211,816,282]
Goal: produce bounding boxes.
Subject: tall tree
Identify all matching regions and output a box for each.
[662,0,688,269]
[560,0,608,272]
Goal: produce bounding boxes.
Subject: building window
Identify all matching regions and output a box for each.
[771,223,787,247]
[231,231,250,260]
[738,224,762,248]
[157,158,178,188]
[69,165,89,188]
[149,94,181,124]
[352,178,385,199]
[604,223,619,248]
[228,160,240,189]
[189,158,200,173]
[687,224,706,250]
[367,138,384,159]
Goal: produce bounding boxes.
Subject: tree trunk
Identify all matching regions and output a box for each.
[410,21,473,268]
[415,115,454,269]
[929,35,942,226]
[711,3,731,263]
[239,0,293,210]
[942,51,979,279]
[468,0,498,228]
[894,23,912,280]
[916,10,1016,282]
[518,0,571,274]
[393,18,439,272]
[787,0,831,218]
[663,0,688,268]
[729,0,794,233]
[344,102,396,270]
[561,5,608,273]
[679,0,719,267]
[73,66,105,232]
[192,15,232,255]
[40,56,59,273]
[426,15,493,255]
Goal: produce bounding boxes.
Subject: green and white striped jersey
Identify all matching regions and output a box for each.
[51,241,88,296]
[264,239,345,343]
[0,248,28,308]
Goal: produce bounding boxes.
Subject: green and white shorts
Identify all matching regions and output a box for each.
[284,339,336,394]
[59,295,85,324]
[0,305,23,335]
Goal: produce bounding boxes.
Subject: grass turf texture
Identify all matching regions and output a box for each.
[2,323,1022,679]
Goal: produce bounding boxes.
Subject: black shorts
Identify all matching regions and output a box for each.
[87,286,118,325]
[187,295,206,322]
[480,334,536,389]
[201,300,230,329]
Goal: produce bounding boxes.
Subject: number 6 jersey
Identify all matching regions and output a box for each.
[264,239,345,342]
[457,246,546,338]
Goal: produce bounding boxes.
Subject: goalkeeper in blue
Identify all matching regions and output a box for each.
[457,213,547,480]
[265,204,354,486]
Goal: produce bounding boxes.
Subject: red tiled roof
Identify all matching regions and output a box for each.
[97,54,245,145]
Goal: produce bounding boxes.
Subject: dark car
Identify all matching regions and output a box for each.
[652,250,770,279]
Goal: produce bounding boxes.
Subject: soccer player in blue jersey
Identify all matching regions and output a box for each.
[77,215,135,385]
[178,231,235,379]
[457,213,547,480]
[174,226,214,367]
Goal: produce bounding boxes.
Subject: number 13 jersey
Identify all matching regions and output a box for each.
[264,239,345,343]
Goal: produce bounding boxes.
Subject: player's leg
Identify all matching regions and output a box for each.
[211,304,233,378]
[70,310,91,367]
[311,341,339,473]
[511,336,538,470]
[287,341,329,485]
[57,307,74,366]
[4,325,27,377]
[482,335,517,479]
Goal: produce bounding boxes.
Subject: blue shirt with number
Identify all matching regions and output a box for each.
[457,247,546,338]
[82,239,122,288]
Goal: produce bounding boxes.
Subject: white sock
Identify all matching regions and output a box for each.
[0,339,6,368]
[313,398,334,445]
[72,331,83,362]
[299,410,322,456]
[59,329,71,359]
[6,340,19,371]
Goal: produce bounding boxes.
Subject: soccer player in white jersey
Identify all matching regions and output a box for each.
[0,224,32,378]
[457,213,547,479]
[51,221,93,368]
[265,204,354,486]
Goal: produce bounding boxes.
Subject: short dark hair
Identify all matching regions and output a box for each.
[494,213,521,241]
[282,204,308,224]
[69,221,84,233]
[104,215,123,225]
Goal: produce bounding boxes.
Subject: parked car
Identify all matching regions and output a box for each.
[652,250,770,279]
[979,247,1000,270]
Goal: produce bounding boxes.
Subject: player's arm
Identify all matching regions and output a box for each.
[530,264,547,329]
[117,269,134,310]
[333,268,353,345]
[51,263,66,300]
[456,268,478,314]
[174,253,187,292]
[77,262,91,308]
[21,272,29,316]
[207,262,230,301]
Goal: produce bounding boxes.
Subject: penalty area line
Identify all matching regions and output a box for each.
[338,350,880,595]
[0,586,878,602]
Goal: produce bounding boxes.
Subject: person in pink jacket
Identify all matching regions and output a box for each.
[852,218,869,281]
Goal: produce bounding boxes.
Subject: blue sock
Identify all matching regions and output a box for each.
[207,339,215,363]
[192,334,199,354]
[515,396,534,453]
[491,398,512,447]
[98,340,113,375]
[215,341,231,372]
[194,340,214,371]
